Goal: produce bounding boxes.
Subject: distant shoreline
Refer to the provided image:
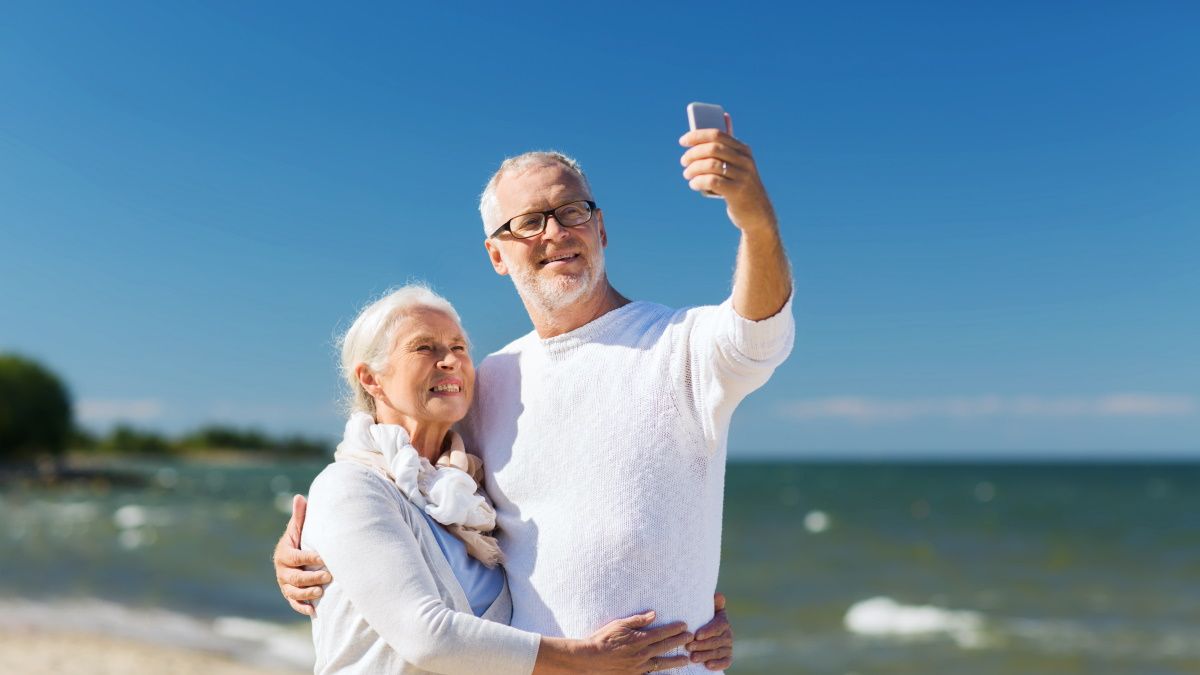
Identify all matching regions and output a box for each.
[0,449,329,487]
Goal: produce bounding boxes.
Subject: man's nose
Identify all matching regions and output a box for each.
[541,215,571,240]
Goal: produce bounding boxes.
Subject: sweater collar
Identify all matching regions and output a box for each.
[535,300,648,356]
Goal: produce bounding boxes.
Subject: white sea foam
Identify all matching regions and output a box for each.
[0,597,314,671]
[844,596,1200,660]
[113,504,149,529]
[844,596,989,648]
[112,504,172,529]
[803,509,831,533]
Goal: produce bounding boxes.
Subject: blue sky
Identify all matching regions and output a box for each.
[2,2,1197,458]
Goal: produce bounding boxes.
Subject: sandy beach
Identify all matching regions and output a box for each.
[0,628,306,675]
[0,598,312,675]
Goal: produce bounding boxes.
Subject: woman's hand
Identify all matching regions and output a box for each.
[534,610,693,674]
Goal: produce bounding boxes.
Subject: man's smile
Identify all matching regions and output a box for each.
[539,252,581,267]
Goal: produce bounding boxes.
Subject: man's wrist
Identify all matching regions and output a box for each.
[734,214,780,238]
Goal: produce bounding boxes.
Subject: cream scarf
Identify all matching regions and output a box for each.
[333,411,504,567]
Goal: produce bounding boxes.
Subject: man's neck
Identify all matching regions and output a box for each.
[527,282,630,338]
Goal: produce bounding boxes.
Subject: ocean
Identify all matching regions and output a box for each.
[2,459,1197,674]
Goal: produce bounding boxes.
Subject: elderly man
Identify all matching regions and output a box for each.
[275,120,792,673]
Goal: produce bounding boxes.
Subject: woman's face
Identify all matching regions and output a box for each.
[367,307,474,429]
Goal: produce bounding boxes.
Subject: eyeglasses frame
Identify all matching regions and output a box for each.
[488,200,599,239]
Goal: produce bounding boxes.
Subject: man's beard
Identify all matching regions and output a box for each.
[507,249,606,316]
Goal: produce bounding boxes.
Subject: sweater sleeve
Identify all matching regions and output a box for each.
[680,291,795,451]
[304,462,541,675]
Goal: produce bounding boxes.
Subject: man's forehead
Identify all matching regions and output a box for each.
[496,163,590,212]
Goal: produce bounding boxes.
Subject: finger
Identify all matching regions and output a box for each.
[703,656,733,670]
[693,620,726,642]
[724,112,733,136]
[274,544,326,570]
[691,645,732,663]
[683,158,741,182]
[693,610,730,641]
[643,629,694,657]
[679,141,750,167]
[284,495,307,547]
[278,566,332,589]
[629,621,689,649]
[688,175,731,196]
[644,655,692,672]
[286,598,315,617]
[679,127,727,147]
[686,630,731,652]
[293,494,308,530]
[281,582,325,602]
[613,610,657,630]
[713,592,726,612]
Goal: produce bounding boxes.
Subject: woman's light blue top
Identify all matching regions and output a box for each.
[418,510,505,617]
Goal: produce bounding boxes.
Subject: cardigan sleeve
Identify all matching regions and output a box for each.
[304,462,541,675]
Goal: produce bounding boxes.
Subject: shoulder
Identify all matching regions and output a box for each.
[606,300,684,340]
[478,331,536,369]
[309,462,402,509]
[486,330,538,359]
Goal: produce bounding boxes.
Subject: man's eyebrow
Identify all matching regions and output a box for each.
[512,195,591,215]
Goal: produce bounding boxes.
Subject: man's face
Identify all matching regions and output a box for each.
[484,163,607,313]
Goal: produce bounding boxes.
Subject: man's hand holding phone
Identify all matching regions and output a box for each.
[679,102,777,236]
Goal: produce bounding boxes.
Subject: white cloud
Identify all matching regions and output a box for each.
[777,393,1197,423]
[76,398,165,423]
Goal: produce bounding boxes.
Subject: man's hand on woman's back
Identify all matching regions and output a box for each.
[273,494,331,616]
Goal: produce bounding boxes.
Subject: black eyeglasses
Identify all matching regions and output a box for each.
[489,200,597,239]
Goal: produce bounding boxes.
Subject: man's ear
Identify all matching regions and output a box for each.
[596,209,608,248]
[484,239,509,276]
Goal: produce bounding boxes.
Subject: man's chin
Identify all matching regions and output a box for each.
[519,276,593,312]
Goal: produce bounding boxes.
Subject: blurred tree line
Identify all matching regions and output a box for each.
[1,353,328,463]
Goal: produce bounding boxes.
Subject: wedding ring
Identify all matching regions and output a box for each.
[721,161,728,176]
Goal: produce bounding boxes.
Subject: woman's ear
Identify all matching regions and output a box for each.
[356,363,382,398]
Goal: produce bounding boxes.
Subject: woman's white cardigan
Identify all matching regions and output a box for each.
[302,461,541,674]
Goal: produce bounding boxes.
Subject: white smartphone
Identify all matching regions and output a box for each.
[687,102,726,132]
[686,102,727,198]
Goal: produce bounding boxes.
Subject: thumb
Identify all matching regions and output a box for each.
[287,494,308,545]
[621,610,656,629]
[713,592,726,612]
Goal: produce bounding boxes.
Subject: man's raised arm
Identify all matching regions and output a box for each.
[679,117,792,320]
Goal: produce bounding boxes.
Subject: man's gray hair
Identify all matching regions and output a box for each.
[478,151,592,236]
[336,284,465,416]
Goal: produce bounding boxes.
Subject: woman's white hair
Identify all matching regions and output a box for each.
[478,150,591,235]
[337,284,465,416]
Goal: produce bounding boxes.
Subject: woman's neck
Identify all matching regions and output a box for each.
[375,411,451,462]
[406,423,452,461]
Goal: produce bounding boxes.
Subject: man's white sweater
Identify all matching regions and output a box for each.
[461,296,793,671]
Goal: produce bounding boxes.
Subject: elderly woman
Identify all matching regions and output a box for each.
[301,285,708,674]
